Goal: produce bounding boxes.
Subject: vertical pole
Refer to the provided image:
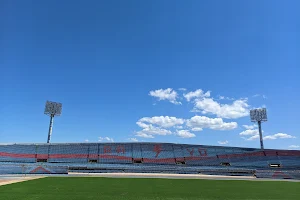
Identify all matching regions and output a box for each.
[47,114,54,143]
[87,145,90,163]
[97,143,100,164]
[258,121,264,150]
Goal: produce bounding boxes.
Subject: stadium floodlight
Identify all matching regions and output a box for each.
[44,101,62,143]
[250,108,267,122]
[250,108,267,150]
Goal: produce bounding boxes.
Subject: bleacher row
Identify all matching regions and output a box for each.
[0,143,300,169]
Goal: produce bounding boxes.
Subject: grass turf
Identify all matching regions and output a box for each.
[0,177,299,200]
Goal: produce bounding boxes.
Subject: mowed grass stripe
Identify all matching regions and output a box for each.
[0,177,299,200]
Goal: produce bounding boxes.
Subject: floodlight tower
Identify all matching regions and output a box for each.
[44,101,62,143]
[250,108,267,150]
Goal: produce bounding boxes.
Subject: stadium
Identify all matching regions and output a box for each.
[0,142,300,178]
[2,1,300,199]
[0,104,300,199]
[1,141,300,199]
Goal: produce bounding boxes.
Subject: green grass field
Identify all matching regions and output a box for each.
[0,177,299,200]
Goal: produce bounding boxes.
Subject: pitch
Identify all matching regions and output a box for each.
[0,177,299,200]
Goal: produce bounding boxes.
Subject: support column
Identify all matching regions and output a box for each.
[47,114,54,143]
[258,121,264,150]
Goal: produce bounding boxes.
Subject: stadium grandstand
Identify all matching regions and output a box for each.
[0,142,299,179]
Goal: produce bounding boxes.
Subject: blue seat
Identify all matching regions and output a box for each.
[1,143,300,176]
[0,144,36,163]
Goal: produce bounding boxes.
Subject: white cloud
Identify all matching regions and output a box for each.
[138,126,172,135]
[253,94,267,99]
[243,132,296,141]
[240,124,263,141]
[128,138,138,142]
[247,135,260,141]
[289,145,300,149]
[98,137,114,142]
[149,88,181,105]
[242,124,258,130]
[175,130,196,138]
[136,121,150,129]
[184,89,210,102]
[241,123,295,141]
[138,116,184,128]
[240,126,260,141]
[218,95,234,100]
[191,127,203,132]
[193,98,249,119]
[136,88,261,139]
[263,133,296,140]
[178,88,187,91]
[186,116,237,131]
[135,123,172,138]
[85,139,89,142]
[136,116,183,139]
[135,132,154,138]
[174,126,183,129]
[240,129,259,136]
[135,115,237,139]
[218,140,229,145]
[240,125,262,140]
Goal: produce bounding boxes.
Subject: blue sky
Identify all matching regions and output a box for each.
[0,0,299,149]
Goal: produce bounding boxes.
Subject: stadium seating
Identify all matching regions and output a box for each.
[141,143,175,164]
[0,143,300,179]
[48,144,89,163]
[132,143,142,159]
[36,144,49,159]
[0,163,68,174]
[87,144,99,161]
[255,169,300,179]
[0,144,36,163]
[99,144,132,164]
